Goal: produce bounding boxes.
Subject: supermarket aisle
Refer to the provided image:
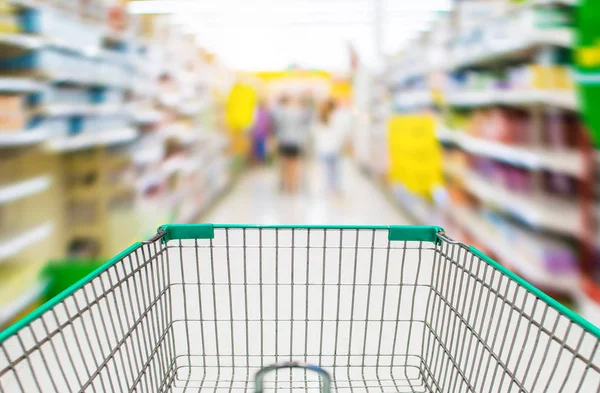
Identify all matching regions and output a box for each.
[206,159,410,225]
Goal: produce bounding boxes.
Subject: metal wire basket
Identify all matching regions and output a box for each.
[1,224,599,393]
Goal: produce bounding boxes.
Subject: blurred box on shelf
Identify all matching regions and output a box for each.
[0,14,19,33]
[0,113,26,130]
[0,0,16,16]
[0,95,25,113]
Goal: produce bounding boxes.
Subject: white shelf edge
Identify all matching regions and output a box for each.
[450,29,573,70]
[131,109,164,124]
[40,103,125,117]
[46,127,139,152]
[438,127,584,178]
[393,90,434,108]
[0,31,129,65]
[0,76,44,92]
[0,32,43,50]
[445,89,578,112]
[462,170,581,237]
[0,280,48,327]
[449,206,580,293]
[0,221,54,262]
[391,184,436,225]
[0,175,51,205]
[0,128,50,147]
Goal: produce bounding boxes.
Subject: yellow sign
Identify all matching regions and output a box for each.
[225,82,258,133]
[388,114,443,197]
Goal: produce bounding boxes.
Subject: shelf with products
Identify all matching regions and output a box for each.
[0,221,54,262]
[0,127,48,146]
[35,102,126,117]
[0,1,237,319]
[461,168,580,236]
[447,205,580,293]
[391,184,440,225]
[438,126,584,177]
[384,0,594,312]
[0,76,43,92]
[0,174,50,204]
[445,89,578,111]
[126,20,235,233]
[449,28,573,71]
[0,0,139,321]
[448,2,574,71]
[0,276,47,327]
[46,127,138,152]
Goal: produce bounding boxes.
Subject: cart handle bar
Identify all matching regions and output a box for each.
[154,224,445,244]
[254,361,331,393]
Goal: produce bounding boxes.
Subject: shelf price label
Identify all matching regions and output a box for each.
[387,114,443,198]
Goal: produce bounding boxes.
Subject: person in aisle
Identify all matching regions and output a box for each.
[274,94,309,194]
[312,98,349,195]
[250,98,272,165]
[298,91,316,189]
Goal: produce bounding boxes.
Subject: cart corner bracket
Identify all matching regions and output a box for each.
[388,225,444,243]
[158,224,215,242]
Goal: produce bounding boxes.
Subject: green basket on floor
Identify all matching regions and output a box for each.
[1,224,599,393]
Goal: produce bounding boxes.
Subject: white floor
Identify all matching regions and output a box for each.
[206,159,411,226]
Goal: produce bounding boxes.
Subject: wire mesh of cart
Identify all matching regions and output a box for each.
[1,224,600,393]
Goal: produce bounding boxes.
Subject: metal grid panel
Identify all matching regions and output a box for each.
[1,227,599,393]
[0,241,173,393]
[167,228,433,393]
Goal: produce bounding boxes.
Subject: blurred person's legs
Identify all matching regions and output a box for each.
[252,135,267,164]
[289,157,301,193]
[323,154,341,194]
[279,144,302,193]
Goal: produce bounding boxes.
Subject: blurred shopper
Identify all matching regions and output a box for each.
[274,95,308,193]
[250,99,272,165]
[312,98,348,195]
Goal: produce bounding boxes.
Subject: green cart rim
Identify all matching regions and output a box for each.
[1,224,599,345]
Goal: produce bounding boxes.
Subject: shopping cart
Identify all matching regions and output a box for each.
[1,224,599,393]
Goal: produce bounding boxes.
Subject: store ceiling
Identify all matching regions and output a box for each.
[128,0,452,71]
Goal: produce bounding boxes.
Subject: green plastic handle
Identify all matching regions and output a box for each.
[158,224,215,242]
[388,225,444,243]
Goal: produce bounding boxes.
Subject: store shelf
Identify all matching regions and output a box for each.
[449,206,580,293]
[437,128,584,178]
[393,90,433,109]
[0,221,54,262]
[0,280,47,327]
[0,128,50,147]
[132,145,164,165]
[0,33,43,51]
[45,73,130,89]
[0,175,51,205]
[450,29,573,70]
[462,170,580,237]
[37,103,125,117]
[391,184,437,225]
[0,77,44,92]
[445,89,578,111]
[131,109,164,124]
[46,127,139,152]
[575,290,600,329]
[519,0,578,8]
[390,63,438,86]
[176,201,207,224]
[443,161,466,179]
